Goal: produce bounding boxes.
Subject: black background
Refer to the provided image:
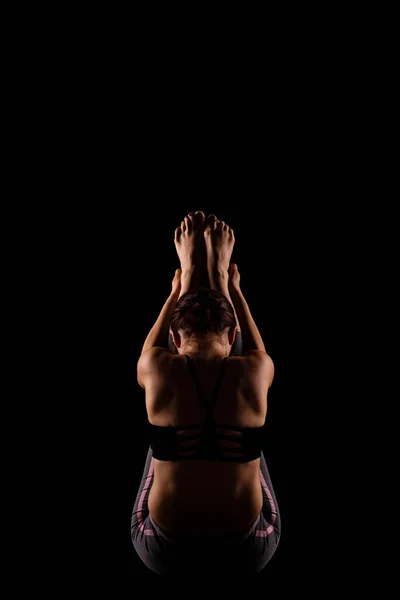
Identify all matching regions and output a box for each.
[18,16,379,589]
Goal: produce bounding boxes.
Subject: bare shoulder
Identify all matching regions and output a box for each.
[137,347,182,388]
[243,349,274,368]
[230,350,275,387]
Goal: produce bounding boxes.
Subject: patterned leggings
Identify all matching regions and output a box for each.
[131,447,281,576]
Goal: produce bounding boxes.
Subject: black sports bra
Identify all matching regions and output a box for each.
[149,355,265,462]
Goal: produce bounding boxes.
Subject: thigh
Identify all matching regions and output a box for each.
[258,451,281,534]
[238,451,281,573]
[131,446,154,535]
[131,447,178,574]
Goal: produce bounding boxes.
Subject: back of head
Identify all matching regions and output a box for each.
[170,288,235,336]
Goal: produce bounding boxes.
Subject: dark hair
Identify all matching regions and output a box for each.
[170,288,235,336]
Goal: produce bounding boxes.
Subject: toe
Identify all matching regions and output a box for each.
[184,215,192,231]
[175,226,182,242]
[194,211,205,227]
[206,214,217,227]
[204,214,216,233]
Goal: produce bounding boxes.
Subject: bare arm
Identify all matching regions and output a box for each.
[140,269,181,356]
[137,270,181,388]
[228,263,266,353]
[229,264,274,389]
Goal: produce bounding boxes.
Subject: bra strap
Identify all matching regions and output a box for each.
[185,356,228,410]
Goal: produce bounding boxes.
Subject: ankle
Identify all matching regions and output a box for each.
[208,266,229,285]
[180,265,199,279]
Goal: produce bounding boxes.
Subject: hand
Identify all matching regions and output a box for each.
[228,263,241,291]
[171,268,182,295]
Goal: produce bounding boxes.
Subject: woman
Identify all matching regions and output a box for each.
[131,212,281,576]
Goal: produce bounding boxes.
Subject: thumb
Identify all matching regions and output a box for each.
[229,263,238,275]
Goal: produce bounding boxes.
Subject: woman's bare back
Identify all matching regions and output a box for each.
[146,352,270,536]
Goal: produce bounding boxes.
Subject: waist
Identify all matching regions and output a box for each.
[148,458,262,536]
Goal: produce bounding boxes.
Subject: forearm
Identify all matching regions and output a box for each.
[141,289,180,355]
[229,285,266,352]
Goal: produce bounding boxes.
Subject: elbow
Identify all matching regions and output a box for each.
[136,360,146,389]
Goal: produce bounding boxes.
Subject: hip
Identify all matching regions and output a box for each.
[148,474,263,536]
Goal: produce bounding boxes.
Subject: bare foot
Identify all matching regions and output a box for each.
[204,214,235,276]
[204,215,239,330]
[174,211,205,296]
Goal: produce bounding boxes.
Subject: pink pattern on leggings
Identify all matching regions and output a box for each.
[255,468,277,537]
[138,458,155,535]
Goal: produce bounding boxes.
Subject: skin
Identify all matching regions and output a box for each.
[139,210,272,367]
[137,212,275,535]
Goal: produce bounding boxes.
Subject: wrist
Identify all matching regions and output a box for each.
[170,287,181,301]
[228,283,242,295]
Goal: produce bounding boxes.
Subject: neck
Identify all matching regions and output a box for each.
[180,337,229,360]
